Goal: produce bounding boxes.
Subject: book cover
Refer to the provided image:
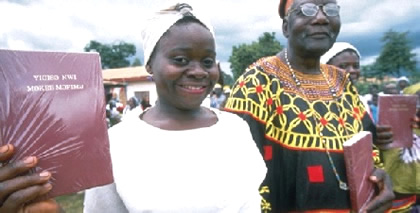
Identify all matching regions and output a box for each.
[343,131,375,213]
[0,49,113,199]
[377,94,417,148]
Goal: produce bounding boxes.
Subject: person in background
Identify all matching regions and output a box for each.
[210,83,226,109]
[224,0,394,211]
[364,84,380,105]
[369,93,379,123]
[382,82,420,212]
[321,42,372,117]
[397,76,410,94]
[220,85,231,109]
[383,82,399,95]
[321,42,360,84]
[140,97,151,111]
[83,3,266,212]
[122,96,142,119]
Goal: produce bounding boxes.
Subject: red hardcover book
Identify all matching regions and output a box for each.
[377,94,417,148]
[343,131,375,213]
[0,49,113,199]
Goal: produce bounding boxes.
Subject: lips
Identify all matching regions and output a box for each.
[308,31,331,38]
[178,84,208,94]
[181,85,206,90]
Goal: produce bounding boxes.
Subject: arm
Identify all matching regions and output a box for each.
[0,144,62,213]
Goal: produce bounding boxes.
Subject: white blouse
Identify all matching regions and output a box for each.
[84,108,267,213]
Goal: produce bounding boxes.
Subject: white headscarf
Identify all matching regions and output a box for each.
[320,42,361,64]
[141,3,215,66]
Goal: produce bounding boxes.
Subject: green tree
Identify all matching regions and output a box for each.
[131,57,142,66]
[229,32,284,81]
[375,29,417,77]
[84,40,137,69]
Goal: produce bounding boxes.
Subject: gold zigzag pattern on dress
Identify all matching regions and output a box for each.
[226,58,369,152]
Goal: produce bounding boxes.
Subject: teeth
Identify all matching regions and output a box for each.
[183,85,202,90]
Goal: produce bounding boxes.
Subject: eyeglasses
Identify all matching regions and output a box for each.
[287,3,340,17]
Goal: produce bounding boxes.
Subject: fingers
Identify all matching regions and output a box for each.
[364,168,395,213]
[375,125,393,148]
[0,144,55,212]
[0,171,51,203]
[410,116,419,129]
[0,182,53,213]
[0,156,38,182]
[0,144,15,162]
[21,199,63,213]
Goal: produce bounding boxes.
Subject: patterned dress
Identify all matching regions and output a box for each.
[225,56,380,212]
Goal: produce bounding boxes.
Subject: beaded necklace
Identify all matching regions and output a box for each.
[284,48,349,191]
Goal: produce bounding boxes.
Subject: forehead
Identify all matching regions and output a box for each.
[153,22,215,56]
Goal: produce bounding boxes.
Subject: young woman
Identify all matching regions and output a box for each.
[0,3,266,212]
[83,3,266,212]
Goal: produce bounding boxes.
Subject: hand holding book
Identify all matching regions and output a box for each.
[343,131,395,212]
[0,144,61,212]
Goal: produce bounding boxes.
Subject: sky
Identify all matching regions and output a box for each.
[1,0,420,74]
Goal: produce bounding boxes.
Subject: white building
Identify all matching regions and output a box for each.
[102,66,156,106]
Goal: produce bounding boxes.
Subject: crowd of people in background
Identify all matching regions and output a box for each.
[105,93,152,128]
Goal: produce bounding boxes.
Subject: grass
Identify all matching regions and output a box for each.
[55,192,84,213]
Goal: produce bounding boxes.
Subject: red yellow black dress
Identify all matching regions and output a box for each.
[224,56,380,212]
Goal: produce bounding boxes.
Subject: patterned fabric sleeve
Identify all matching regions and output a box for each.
[224,66,281,212]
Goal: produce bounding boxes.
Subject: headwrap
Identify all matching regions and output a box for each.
[320,42,361,64]
[279,0,295,19]
[398,76,410,84]
[141,3,215,66]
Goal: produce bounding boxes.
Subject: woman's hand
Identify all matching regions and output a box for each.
[0,144,61,213]
[375,125,393,150]
[364,168,395,213]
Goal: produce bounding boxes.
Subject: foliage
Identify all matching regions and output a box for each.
[361,64,385,80]
[374,29,417,77]
[219,70,234,86]
[229,32,284,81]
[131,57,143,66]
[84,40,137,69]
[55,192,84,213]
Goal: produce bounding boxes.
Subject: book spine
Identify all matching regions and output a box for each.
[343,147,358,212]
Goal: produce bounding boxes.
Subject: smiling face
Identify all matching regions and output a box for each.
[147,21,219,111]
[283,0,341,57]
[329,49,360,83]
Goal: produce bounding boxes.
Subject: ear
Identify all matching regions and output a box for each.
[146,65,152,74]
[282,19,289,38]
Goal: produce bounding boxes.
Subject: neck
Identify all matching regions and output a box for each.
[280,47,321,74]
[152,101,202,121]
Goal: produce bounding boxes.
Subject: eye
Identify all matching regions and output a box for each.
[173,56,189,65]
[202,58,215,68]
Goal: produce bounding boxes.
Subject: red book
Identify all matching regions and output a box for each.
[343,131,375,213]
[377,94,417,148]
[0,49,113,199]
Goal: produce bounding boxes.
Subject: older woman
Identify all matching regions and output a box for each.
[224,0,395,212]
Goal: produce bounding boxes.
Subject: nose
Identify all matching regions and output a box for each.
[186,62,209,79]
[313,7,329,24]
